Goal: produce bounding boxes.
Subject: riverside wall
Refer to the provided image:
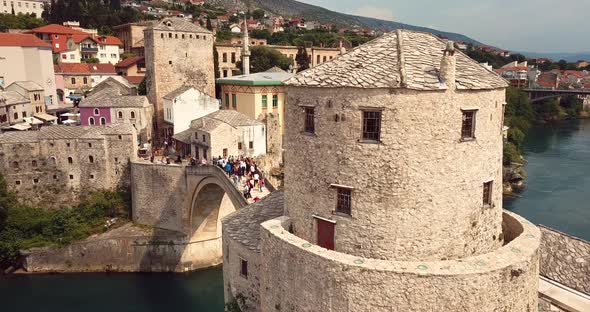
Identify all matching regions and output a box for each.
[22,224,222,273]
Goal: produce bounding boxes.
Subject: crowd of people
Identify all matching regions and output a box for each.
[213,155,265,201]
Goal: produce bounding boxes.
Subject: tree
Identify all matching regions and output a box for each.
[252,8,265,20]
[82,58,99,63]
[138,78,147,96]
[110,0,121,11]
[295,46,310,72]
[236,46,293,73]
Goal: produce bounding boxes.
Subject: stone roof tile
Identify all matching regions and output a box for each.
[285,30,508,90]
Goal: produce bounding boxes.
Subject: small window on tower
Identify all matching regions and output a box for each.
[335,187,352,216]
[240,258,248,278]
[483,181,493,207]
[362,110,382,142]
[461,110,477,140]
[304,107,315,134]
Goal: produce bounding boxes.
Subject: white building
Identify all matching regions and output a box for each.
[0,33,58,108]
[173,110,266,159]
[163,86,219,136]
[58,34,123,64]
[0,0,44,16]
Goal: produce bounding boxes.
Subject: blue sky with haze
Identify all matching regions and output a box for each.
[298,0,585,53]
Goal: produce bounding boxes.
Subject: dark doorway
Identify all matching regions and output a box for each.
[316,218,335,250]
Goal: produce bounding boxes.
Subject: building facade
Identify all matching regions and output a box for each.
[223,30,541,311]
[218,70,293,136]
[5,81,46,115]
[0,124,137,208]
[79,79,152,143]
[163,86,219,136]
[0,89,31,126]
[113,22,152,56]
[58,34,123,64]
[173,110,266,160]
[216,43,346,78]
[54,63,118,106]
[144,17,215,141]
[0,0,44,16]
[0,33,58,110]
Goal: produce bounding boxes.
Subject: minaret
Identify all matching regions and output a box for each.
[241,18,251,75]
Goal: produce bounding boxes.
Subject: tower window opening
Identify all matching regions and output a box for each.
[461,110,477,140]
[362,110,381,142]
[304,107,315,134]
[240,258,248,278]
[335,187,352,216]
[483,181,493,207]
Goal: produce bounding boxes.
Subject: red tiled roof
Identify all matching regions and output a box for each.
[115,56,144,68]
[54,63,116,74]
[30,24,88,35]
[123,76,145,85]
[71,34,122,46]
[561,70,587,79]
[583,82,590,90]
[537,80,556,88]
[0,33,52,48]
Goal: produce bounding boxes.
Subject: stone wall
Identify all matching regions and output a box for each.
[0,125,137,209]
[284,86,505,261]
[22,223,223,272]
[258,211,540,312]
[539,226,590,295]
[222,232,261,312]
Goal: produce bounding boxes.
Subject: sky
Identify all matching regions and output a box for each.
[298,0,587,53]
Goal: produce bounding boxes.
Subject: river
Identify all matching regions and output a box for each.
[504,118,590,241]
[1,120,589,311]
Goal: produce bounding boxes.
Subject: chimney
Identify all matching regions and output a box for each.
[440,41,456,89]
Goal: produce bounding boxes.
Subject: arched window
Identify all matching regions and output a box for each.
[100,117,106,125]
[67,157,73,164]
[89,156,94,163]
[12,161,19,169]
[89,117,95,125]
[47,157,57,166]
[118,111,123,119]
[93,108,99,115]
[32,160,37,167]
[13,112,18,120]
[130,111,135,119]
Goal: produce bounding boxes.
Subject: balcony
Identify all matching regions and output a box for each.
[81,47,98,53]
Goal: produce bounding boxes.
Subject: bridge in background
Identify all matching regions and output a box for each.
[523,88,590,103]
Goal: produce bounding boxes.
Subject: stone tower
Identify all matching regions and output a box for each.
[222,30,541,312]
[144,17,215,140]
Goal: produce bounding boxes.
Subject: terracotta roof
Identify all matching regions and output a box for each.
[71,34,122,46]
[123,76,145,85]
[54,63,116,74]
[30,24,88,35]
[561,70,588,79]
[286,30,508,90]
[0,33,51,48]
[115,56,144,68]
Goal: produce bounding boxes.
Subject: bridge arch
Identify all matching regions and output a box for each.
[188,176,243,241]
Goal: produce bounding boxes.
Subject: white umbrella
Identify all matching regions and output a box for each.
[62,119,77,124]
[61,113,76,117]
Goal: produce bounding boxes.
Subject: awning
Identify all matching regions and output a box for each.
[66,95,82,100]
[9,123,32,131]
[23,117,43,125]
[34,112,58,122]
[62,119,77,124]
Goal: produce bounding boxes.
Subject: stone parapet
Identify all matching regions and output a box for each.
[258,211,540,312]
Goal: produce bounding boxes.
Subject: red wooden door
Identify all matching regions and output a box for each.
[317,219,335,250]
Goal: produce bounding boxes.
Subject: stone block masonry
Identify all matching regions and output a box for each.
[0,125,137,209]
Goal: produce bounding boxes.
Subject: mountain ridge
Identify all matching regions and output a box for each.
[210,0,484,45]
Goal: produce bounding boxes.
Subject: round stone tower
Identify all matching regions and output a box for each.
[254,30,540,312]
[283,31,509,262]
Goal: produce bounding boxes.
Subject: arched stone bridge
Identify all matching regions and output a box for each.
[131,162,248,238]
[130,162,249,270]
